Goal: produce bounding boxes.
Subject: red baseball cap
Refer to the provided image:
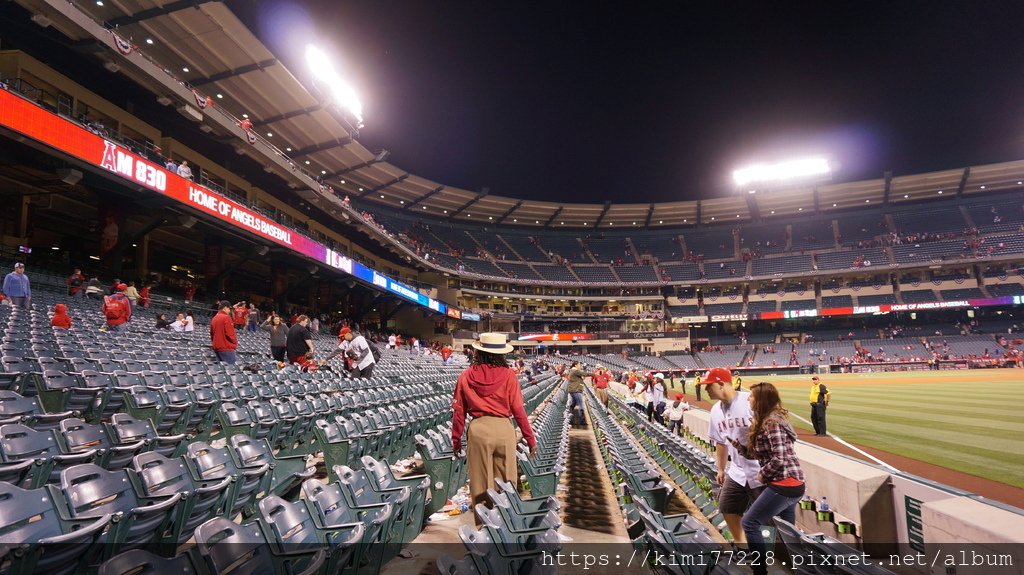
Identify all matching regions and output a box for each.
[698,367,733,386]
[116,283,128,291]
[339,327,351,336]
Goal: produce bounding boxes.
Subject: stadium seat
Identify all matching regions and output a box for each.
[132,451,231,545]
[195,517,326,575]
[49,463,181,557]
[0,480,111,575]
[229,434,314,499]
[185,441,270,519]
[98,548,203,575]
[257,494,364,575]
[107,413,186,458]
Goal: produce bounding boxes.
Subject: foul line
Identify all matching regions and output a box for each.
[790,412,901,472]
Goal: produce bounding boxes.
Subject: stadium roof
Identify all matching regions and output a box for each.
[17,0,1024,227]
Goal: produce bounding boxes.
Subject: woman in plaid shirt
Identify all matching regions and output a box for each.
[729,382,806,575]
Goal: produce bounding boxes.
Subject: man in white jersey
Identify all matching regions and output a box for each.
[698,367,763,545]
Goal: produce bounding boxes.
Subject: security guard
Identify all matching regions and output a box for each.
[809,375,831,436]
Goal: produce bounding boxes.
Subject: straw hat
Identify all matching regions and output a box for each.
[471,332,515,354]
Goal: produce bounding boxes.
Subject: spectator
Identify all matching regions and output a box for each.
[101,283,132,332]
[67,268,85,298]
[164,158,177,172]
[210,301,238,364]
[50,303,72,329]
[138,284,151,309]
[441,343,453,365]
[247,303,260,333]
[2,263,30,309]
[567,361,593,427]
[177,160,193,181]
[183,282,196,303]
[662,392,690,436]
[232,302,248,330]
[169,312,193,333]
[85,276,104,300]
[286,315,315,368]
[593,365,611,406]
[154,313,172,330]
[342,327,376,378]
[697,367,763,546]
[261,313,288,362]
[450,332,536,524]
[730,382,806,575]
[123,281,141,305]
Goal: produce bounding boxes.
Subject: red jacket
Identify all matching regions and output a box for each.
[210,311,238,352]
[104,293,132,326]
[51,304,72,329]
[451,365,535,452]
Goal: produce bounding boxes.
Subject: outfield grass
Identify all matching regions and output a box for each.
[760,370,1024,489]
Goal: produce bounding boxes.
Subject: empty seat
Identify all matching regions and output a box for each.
[58,417,144,470]
[50,463,181,557]
[98,548,202,575]
[228,434,314,498]
[132,451,231,545]
[195,517,326,575]
[186,441,269,519]
[0,480,111,575]
[257,495,363,575]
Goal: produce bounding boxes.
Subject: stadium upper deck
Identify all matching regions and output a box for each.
[11,0,1024,292]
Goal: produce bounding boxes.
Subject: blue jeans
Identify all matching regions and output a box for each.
[741,485,804,574]
[569,392,585,424]
[215,350,237,364]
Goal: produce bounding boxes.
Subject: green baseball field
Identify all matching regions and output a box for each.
[764,370,1024,490]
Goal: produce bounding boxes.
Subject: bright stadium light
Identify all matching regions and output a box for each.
[732,157,831,189]
[306,45,364,128]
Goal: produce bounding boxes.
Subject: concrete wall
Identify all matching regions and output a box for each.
[921,497,1024,575]
[683,408,711,440]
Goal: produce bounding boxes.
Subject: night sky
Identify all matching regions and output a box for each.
[226,0,1024,203]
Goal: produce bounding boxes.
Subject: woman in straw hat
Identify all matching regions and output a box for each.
[452,333,537,522]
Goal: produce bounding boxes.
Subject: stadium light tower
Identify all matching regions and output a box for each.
[306,45,364,128]
[732,157,832,192]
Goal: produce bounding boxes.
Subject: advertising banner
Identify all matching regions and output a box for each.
[0,88,463,316]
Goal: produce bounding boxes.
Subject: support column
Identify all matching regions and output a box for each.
[15,195,31,238]
[204,240,224,295]
[137,235,150,279]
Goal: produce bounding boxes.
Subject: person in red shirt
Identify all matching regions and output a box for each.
[451,333,536,524]
[232,302,248,328]
[183,282,196,303]
[593,365,612,407]
[138,284,151,309]
[210,300,238,364]
[50,303,72,329]
[101,284,133,332]
[440,344,453,365]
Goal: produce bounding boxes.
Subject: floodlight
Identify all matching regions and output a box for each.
[732,157,831,188]
[306,45,364,127]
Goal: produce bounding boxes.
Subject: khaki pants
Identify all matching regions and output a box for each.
[596,388,609,406]
[467,416,518,525]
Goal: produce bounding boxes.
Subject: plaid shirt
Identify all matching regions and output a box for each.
[736,414,804,484]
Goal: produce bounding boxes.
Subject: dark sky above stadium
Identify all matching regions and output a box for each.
[227,0,1024,204]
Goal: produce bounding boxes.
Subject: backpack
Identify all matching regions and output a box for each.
[103,295,126,321]
[369,341,382,363]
